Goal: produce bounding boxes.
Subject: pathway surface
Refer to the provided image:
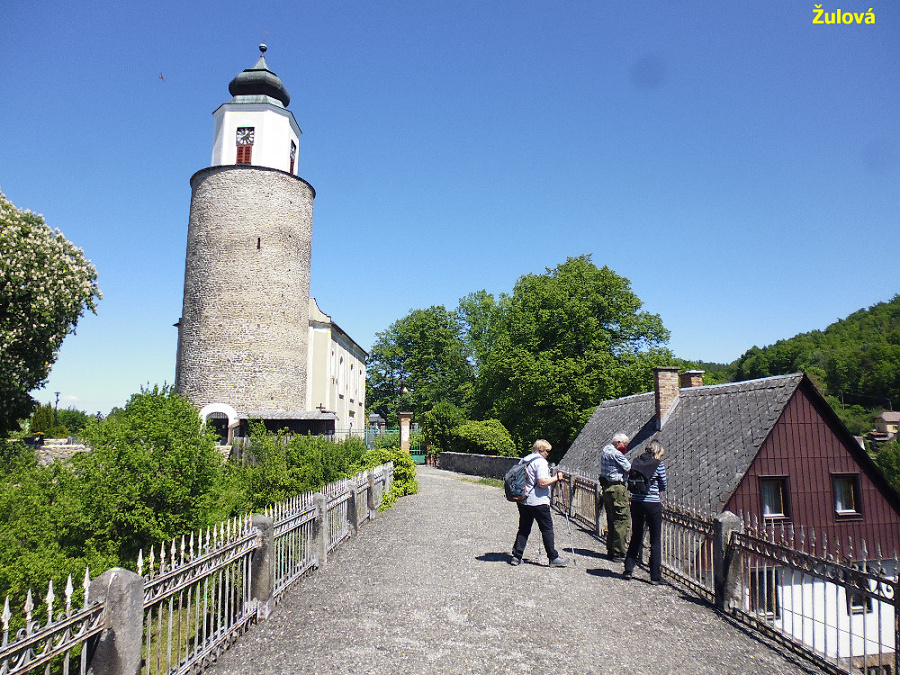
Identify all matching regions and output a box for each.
[206,465,824,674]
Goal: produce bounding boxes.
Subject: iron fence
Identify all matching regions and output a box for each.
[0,463,394,675]
[555,468,899,675]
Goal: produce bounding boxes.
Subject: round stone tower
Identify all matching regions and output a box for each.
[175,46,315,414]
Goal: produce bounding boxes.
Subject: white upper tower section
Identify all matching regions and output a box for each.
[210,45,302,174]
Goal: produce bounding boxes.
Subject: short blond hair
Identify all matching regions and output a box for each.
[532,439,552,453]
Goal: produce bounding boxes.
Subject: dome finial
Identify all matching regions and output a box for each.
[259,43,267,54]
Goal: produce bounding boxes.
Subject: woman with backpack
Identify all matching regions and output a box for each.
[622,439,668,584]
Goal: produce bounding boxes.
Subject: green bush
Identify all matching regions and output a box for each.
[456,419,517,456]
[361,448,418,508]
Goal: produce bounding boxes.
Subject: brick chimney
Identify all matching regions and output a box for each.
[679,370,704,388]
[654,366,680,429]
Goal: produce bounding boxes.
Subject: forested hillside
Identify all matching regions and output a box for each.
[733,295,900,410]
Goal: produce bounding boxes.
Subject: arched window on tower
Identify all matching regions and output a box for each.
[289,141,297,174]
[236,127,254,164]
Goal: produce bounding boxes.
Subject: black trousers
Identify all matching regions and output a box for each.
[512,503,558,560]
[624,500,663,580]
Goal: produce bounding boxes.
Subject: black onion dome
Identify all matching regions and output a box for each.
[228,44,291,107]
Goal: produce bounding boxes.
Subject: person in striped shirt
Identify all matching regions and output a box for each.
[623,439,668,584]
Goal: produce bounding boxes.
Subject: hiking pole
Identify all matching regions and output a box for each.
[551,465,577,566]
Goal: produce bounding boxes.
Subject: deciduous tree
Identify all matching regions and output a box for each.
[473,255,673,451]
[366,306,474,422]
[0,191,100,434]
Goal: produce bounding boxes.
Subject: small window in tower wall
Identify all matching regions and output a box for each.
[236,127,254,165]
[290,141,297,174]
[236,145,252,165]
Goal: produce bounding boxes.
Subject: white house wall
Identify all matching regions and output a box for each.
[772,573,895,660]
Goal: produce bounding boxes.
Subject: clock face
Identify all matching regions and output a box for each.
[236,127,255,145]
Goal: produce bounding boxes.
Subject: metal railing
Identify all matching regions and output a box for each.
[555,468,899,675]
[0,463,394,675]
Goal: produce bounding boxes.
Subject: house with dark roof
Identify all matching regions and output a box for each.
[561,367,900,665]
[561,367,900,560]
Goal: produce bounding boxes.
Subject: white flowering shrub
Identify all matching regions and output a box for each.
[0,190,101,434]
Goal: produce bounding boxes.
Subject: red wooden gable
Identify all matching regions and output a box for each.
[726,380,900,559]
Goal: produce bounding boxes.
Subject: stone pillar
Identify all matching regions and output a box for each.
[398,412,412,452]
[313,492,328,568]
[714,511,743,610]
[347,484,360,537]
[87,568,144,675]
[367,470,378,520]
[250,515,275,620]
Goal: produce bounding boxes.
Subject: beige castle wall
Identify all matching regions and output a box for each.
[176,165,315,414]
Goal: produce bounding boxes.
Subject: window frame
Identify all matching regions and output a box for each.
[759,476,790,520]
[832,473,862,517]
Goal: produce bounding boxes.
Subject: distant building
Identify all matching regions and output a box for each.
[175,45,365,441]
[873,411,900,442]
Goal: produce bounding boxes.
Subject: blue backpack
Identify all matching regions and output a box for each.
[504,456,539,502]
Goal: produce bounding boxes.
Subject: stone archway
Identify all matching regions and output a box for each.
[199,403,239,444]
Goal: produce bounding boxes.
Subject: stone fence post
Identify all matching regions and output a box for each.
[347,482,360,538]
[250,515,274,620]
[313,492,328,568]
[87,568,143,675]
[367,470,377,521]
[714,511,743,611]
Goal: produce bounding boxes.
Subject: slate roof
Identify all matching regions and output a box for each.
[559,373,805,513]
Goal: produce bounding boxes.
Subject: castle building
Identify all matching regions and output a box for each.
[175,45,366,441]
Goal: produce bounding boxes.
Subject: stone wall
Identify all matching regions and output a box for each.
[176,165,315,414]
[438,452,520,480]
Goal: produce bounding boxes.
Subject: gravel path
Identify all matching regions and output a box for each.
[205,465,824,674]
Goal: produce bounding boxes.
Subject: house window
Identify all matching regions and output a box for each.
[760,477,789,519]
[748,567,780,618]
[833,474,861,515]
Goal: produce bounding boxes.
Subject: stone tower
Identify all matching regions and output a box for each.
[175,45,315,416]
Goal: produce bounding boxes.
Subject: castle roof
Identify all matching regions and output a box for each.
[228,44,291,107]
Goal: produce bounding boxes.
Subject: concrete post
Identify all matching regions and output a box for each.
[714,511,743,611]
[367,470,378,520]
[87,568,144,675]
[250,515,274,620]
[398,412,412,452]
[347,483,360,538]
[313,492,328,568]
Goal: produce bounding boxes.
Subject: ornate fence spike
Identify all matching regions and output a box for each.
[846,535,853,562]
[2,595,10,632]
[24,589,34,625]
[160,543,168,574]
[82,568,91,609]
[137,549,144,576]
[809,528,817,556]
[860,539,868,564]
[45,579,55,625]
[189,532,195,560]
[64,574,74,616]
[788,522,795,548]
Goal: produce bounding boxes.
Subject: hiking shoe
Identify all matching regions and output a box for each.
[622,570,633,580]
[549,556,569,567]
[650,578,665,586]
[508,556,522,566]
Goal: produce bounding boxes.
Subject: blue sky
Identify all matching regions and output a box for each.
[2,0,897,415]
